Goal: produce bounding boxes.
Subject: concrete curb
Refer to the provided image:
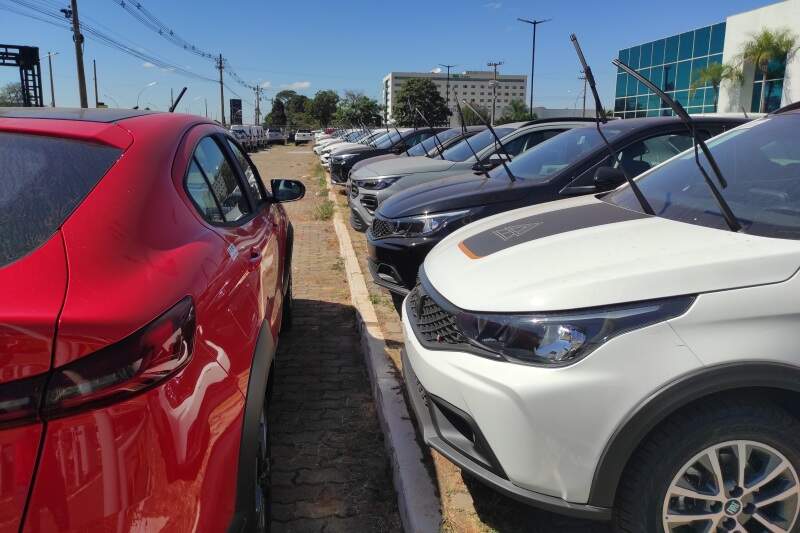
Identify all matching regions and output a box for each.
[327,187,442,533]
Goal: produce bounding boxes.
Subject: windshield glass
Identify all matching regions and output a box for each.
[407,128,463,157]
[489,125,622,181]
[442,127,514,162]
[375,130,404,149]
[604,115,800,239]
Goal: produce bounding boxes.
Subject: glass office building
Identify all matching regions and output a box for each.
[614,23,727,118]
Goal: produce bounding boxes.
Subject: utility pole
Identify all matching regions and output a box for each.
[438,63,456,125]
[64,0,88,108]
[92,59,98,107]
[204,98,208,118]
[216,54,225,125]
[580,71,587,118]
[44,51,58,107]
[254,85,261,125]
[487,61,503,125]
[170,88,174,109]
[517,17,552,119]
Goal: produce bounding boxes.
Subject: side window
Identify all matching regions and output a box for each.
[227,139,268,204]
[525,129,566,151]
[193,137,251,223]
[501,134,530,157]
[615,132,693,176]
[404,132,432,148]
[186,160,224,223]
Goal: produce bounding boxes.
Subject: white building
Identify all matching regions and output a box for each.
[382,70,528,125]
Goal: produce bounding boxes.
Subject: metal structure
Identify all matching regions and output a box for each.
[0,44,44,106]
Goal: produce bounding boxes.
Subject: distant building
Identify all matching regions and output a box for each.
[614,0,800,118]
[532,107,590,119]
[382,70,527,125]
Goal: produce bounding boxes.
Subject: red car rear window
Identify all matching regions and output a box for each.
[0,132,122,267]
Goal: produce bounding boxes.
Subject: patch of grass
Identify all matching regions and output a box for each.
[316,186,329,197]
[332,257,344,272]
[313,200,334,221]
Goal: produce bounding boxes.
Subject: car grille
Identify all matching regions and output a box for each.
[350,184,359,198]
[360,194,378,214]
[408,285,467,346]
[370,217,396,239]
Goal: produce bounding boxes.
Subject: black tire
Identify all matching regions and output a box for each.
[254,397,271,533]
[614,399,800,532]
[391,292,405,314]
[281,275,293,332]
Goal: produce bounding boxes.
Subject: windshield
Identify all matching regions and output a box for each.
[441,127,514,162]
[375,130,404,149]
[407,128,463,157]
[489,125,622,181]
[604,115,800,239]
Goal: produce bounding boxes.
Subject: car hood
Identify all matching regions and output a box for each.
[329,143,372,155]
[425,195,800,312]
[378,172,530,218]
[353,156,456,179]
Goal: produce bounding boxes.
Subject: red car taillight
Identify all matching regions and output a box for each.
[0,297,195,426]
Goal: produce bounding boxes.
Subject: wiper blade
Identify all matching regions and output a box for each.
[613,58,741,232]
[460,99,516,182]
[453,95,481,164]
[570,34,654,215]
[414,107,447,160]
[407,99,432,157]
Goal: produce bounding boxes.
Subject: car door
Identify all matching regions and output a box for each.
[223,137,283,334]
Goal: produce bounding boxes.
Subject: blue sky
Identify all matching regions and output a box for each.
[0,0,775,122]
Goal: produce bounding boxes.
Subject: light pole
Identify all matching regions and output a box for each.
[517,17,552,119]
[438,63,456,125]
[487,61,503,125]
[43,51,59,107]
[135,81,157,109]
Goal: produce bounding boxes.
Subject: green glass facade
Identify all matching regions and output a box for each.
[614,22,726,118]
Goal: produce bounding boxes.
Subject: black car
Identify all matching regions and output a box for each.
[329,127,449,184]
[367,116,749,308]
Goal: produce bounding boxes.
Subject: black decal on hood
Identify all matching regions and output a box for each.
[459,202,648,258]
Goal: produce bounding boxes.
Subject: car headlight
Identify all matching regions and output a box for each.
[455,296,694,366]
[392,209,472,237]
[353,176,402,190]
[334,153,358,162]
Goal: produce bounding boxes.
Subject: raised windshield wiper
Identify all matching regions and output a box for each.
[570,34,655,215]
[407,99,432,157]
[413,107,447,159]
[453,94,481,164]
[460,99,517,182]
[613,58,741,232]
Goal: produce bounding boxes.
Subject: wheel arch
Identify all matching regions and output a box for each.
[588,361,800,508]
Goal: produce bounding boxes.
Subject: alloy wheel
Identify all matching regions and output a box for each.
[662,440,799,532]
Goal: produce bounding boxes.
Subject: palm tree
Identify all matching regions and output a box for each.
[689,62,743,109]
[739,28,799,112]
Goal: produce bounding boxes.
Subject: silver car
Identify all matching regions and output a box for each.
[348,119,594,231]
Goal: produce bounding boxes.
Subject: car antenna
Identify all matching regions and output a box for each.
[453,95,481,164]
[407,99,432,157]
[169,87,187,113]
[613,57,741,232]
[414,107,447,160]
[460,98,516,182]
[570,34,654,215]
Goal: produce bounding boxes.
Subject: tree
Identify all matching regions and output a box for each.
[497,99,532,124]
[334,91,382,126]
[739,28,799,112]
[690,62,743,109]
[392,78,449,127]
[0,82,23,106]
[457,103,490,126]
[265,98,287,126]
[311,90,339,127]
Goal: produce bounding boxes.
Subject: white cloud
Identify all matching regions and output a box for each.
[142,62,155,68]
[484,1,502,8]
[280,81,311,90]
[431,67,442,74]
[260,81,272,89]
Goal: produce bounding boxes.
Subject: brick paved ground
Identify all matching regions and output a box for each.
[333,178,610,533]
[250,145,401,533]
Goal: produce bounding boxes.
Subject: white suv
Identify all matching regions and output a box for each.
[402,109,800,532]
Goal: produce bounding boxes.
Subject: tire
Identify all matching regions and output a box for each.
[614,399,800,533]
[281,275,293,332]
[391,292,405,314]
[253,397,271,533]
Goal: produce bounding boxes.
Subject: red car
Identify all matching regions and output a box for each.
[0,108,304,532]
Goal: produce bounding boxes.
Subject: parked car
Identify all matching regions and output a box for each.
[251,124,266,148]
[401,109,800,531]
[319,129,395,168]
[294,128,313,144]
[350,118,596,232]
[230,128,251,150]
[266,127,287,145]
[314,129,368,155]
[328,127,448,185]
[0,107,306,531]
[369,116,747,305]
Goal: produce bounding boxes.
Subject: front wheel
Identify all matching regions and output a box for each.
[614,400,800,533]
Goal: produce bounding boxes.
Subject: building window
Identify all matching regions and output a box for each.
[751,56,787,112]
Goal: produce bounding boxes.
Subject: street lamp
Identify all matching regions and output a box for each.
[517,17,552,119]
[438,63,457,124]
[135,81,157,109]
